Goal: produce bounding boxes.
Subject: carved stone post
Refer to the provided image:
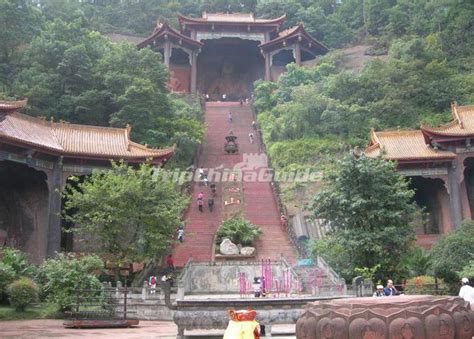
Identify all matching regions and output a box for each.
[294,43,301,65]
[46,157,63,257]
[264,52,271,81]
[190,51,198,93]
[448,164,463,228]
[164,41,171,67]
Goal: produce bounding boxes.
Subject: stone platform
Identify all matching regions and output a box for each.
[296,295,474,339]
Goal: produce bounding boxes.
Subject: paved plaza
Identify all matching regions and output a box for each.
[0,319,296,338]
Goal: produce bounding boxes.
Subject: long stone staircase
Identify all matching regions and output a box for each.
[172,102,297,266]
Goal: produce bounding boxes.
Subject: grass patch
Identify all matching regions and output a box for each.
[0,303,62,321]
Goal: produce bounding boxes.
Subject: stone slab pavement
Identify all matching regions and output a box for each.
[0,320,296,338]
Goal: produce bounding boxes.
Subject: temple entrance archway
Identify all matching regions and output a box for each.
[463,157,474,218]
[197,38,264,101]
[0,161,49,261]
[409,176,450,235]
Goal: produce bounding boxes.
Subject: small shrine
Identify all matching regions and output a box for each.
[365,103,474,248]
[138,12,328,98]
[0,100,174,261]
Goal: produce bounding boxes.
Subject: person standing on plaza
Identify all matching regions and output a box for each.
[384,279,399,296]
[228,111,233,124]
[459,278,474,310]
[249,132,254,144]
[149,275,157,294]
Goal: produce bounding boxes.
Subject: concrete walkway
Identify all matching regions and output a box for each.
[0,319,296,338]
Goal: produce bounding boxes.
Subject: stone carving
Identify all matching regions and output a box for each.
[240,247,255,256]
[219,238,239,255]
[296,295,474,339]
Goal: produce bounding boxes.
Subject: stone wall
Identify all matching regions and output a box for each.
[180,260,299,295]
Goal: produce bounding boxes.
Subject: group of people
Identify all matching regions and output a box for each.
[197,191,214,213]
[373,279,401,297]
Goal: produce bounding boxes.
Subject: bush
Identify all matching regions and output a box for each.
[217,216,262,246]
[7,277,39,311]
[0,263,16,297]
[429,221,474,284]
[38,253,103,311]
[404,276,447,295]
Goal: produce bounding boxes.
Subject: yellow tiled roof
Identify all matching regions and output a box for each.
[365,129,455,161]
[0,99,28,113]
[0,111,174,160]
[422,104,474,136]
[178,12,286,25]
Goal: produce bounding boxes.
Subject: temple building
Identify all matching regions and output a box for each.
[0,100,174,262]
[365,103,474,248]
[137,12,328,99]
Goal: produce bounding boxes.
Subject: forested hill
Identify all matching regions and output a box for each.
[0,0,473,172]
[251,0,473,175]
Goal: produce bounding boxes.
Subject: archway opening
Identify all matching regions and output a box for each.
[0,161,49,261]
[272,49,295,66]
[197,38,264,101]
[463,158,474,217]
[409,176,447,235]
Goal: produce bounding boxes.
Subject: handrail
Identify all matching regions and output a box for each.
[316,256,343,284]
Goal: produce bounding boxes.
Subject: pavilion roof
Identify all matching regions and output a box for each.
[137,22,203,50]
[259,23,329,54]
[0,99,28,113]
[0,101,174,162]
[178,12,286,27]
[365,129,455,161]
[421,103,474,139]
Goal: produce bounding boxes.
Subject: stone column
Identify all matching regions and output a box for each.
[264,52,271,81]
[459,179,472,220]
[46,157,63,257]
[294,43,301,65]
[190,51,198,93]
[448,164,463,228]
[163,41,171,67]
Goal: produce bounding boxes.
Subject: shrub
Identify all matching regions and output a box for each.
[7,277,39,311]
[429,221,474,284]
[404,276,447,295]
[0,263,16,296]
[217,216,262,246]
[38,253,103,311]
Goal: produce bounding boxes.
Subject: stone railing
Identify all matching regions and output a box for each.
[177,257,193,300]
[315,256,344,285]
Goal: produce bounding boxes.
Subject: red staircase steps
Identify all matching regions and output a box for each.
[171,102,297,266]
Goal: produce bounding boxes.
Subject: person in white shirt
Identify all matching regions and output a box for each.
[459,277,474,310]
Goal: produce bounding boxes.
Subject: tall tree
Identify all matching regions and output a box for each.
[0,0,42,64]
[313,154,416,280]
[63,162,188,278]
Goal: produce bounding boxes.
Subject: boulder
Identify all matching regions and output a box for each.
[219,238,239,255]
[240,247,255,256]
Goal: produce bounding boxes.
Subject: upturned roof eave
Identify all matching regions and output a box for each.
[137,22,203,49]
[0,134,174,163]
[177,12,287,27]
[259,24,329,53]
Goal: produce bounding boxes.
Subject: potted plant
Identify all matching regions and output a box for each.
[216,216,262,256]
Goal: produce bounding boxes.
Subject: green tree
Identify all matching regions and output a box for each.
[312,154,416,280]
[38,253,103,311]
[63,162,188,278]
[429,221,474,284]
[0,0,42,64]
